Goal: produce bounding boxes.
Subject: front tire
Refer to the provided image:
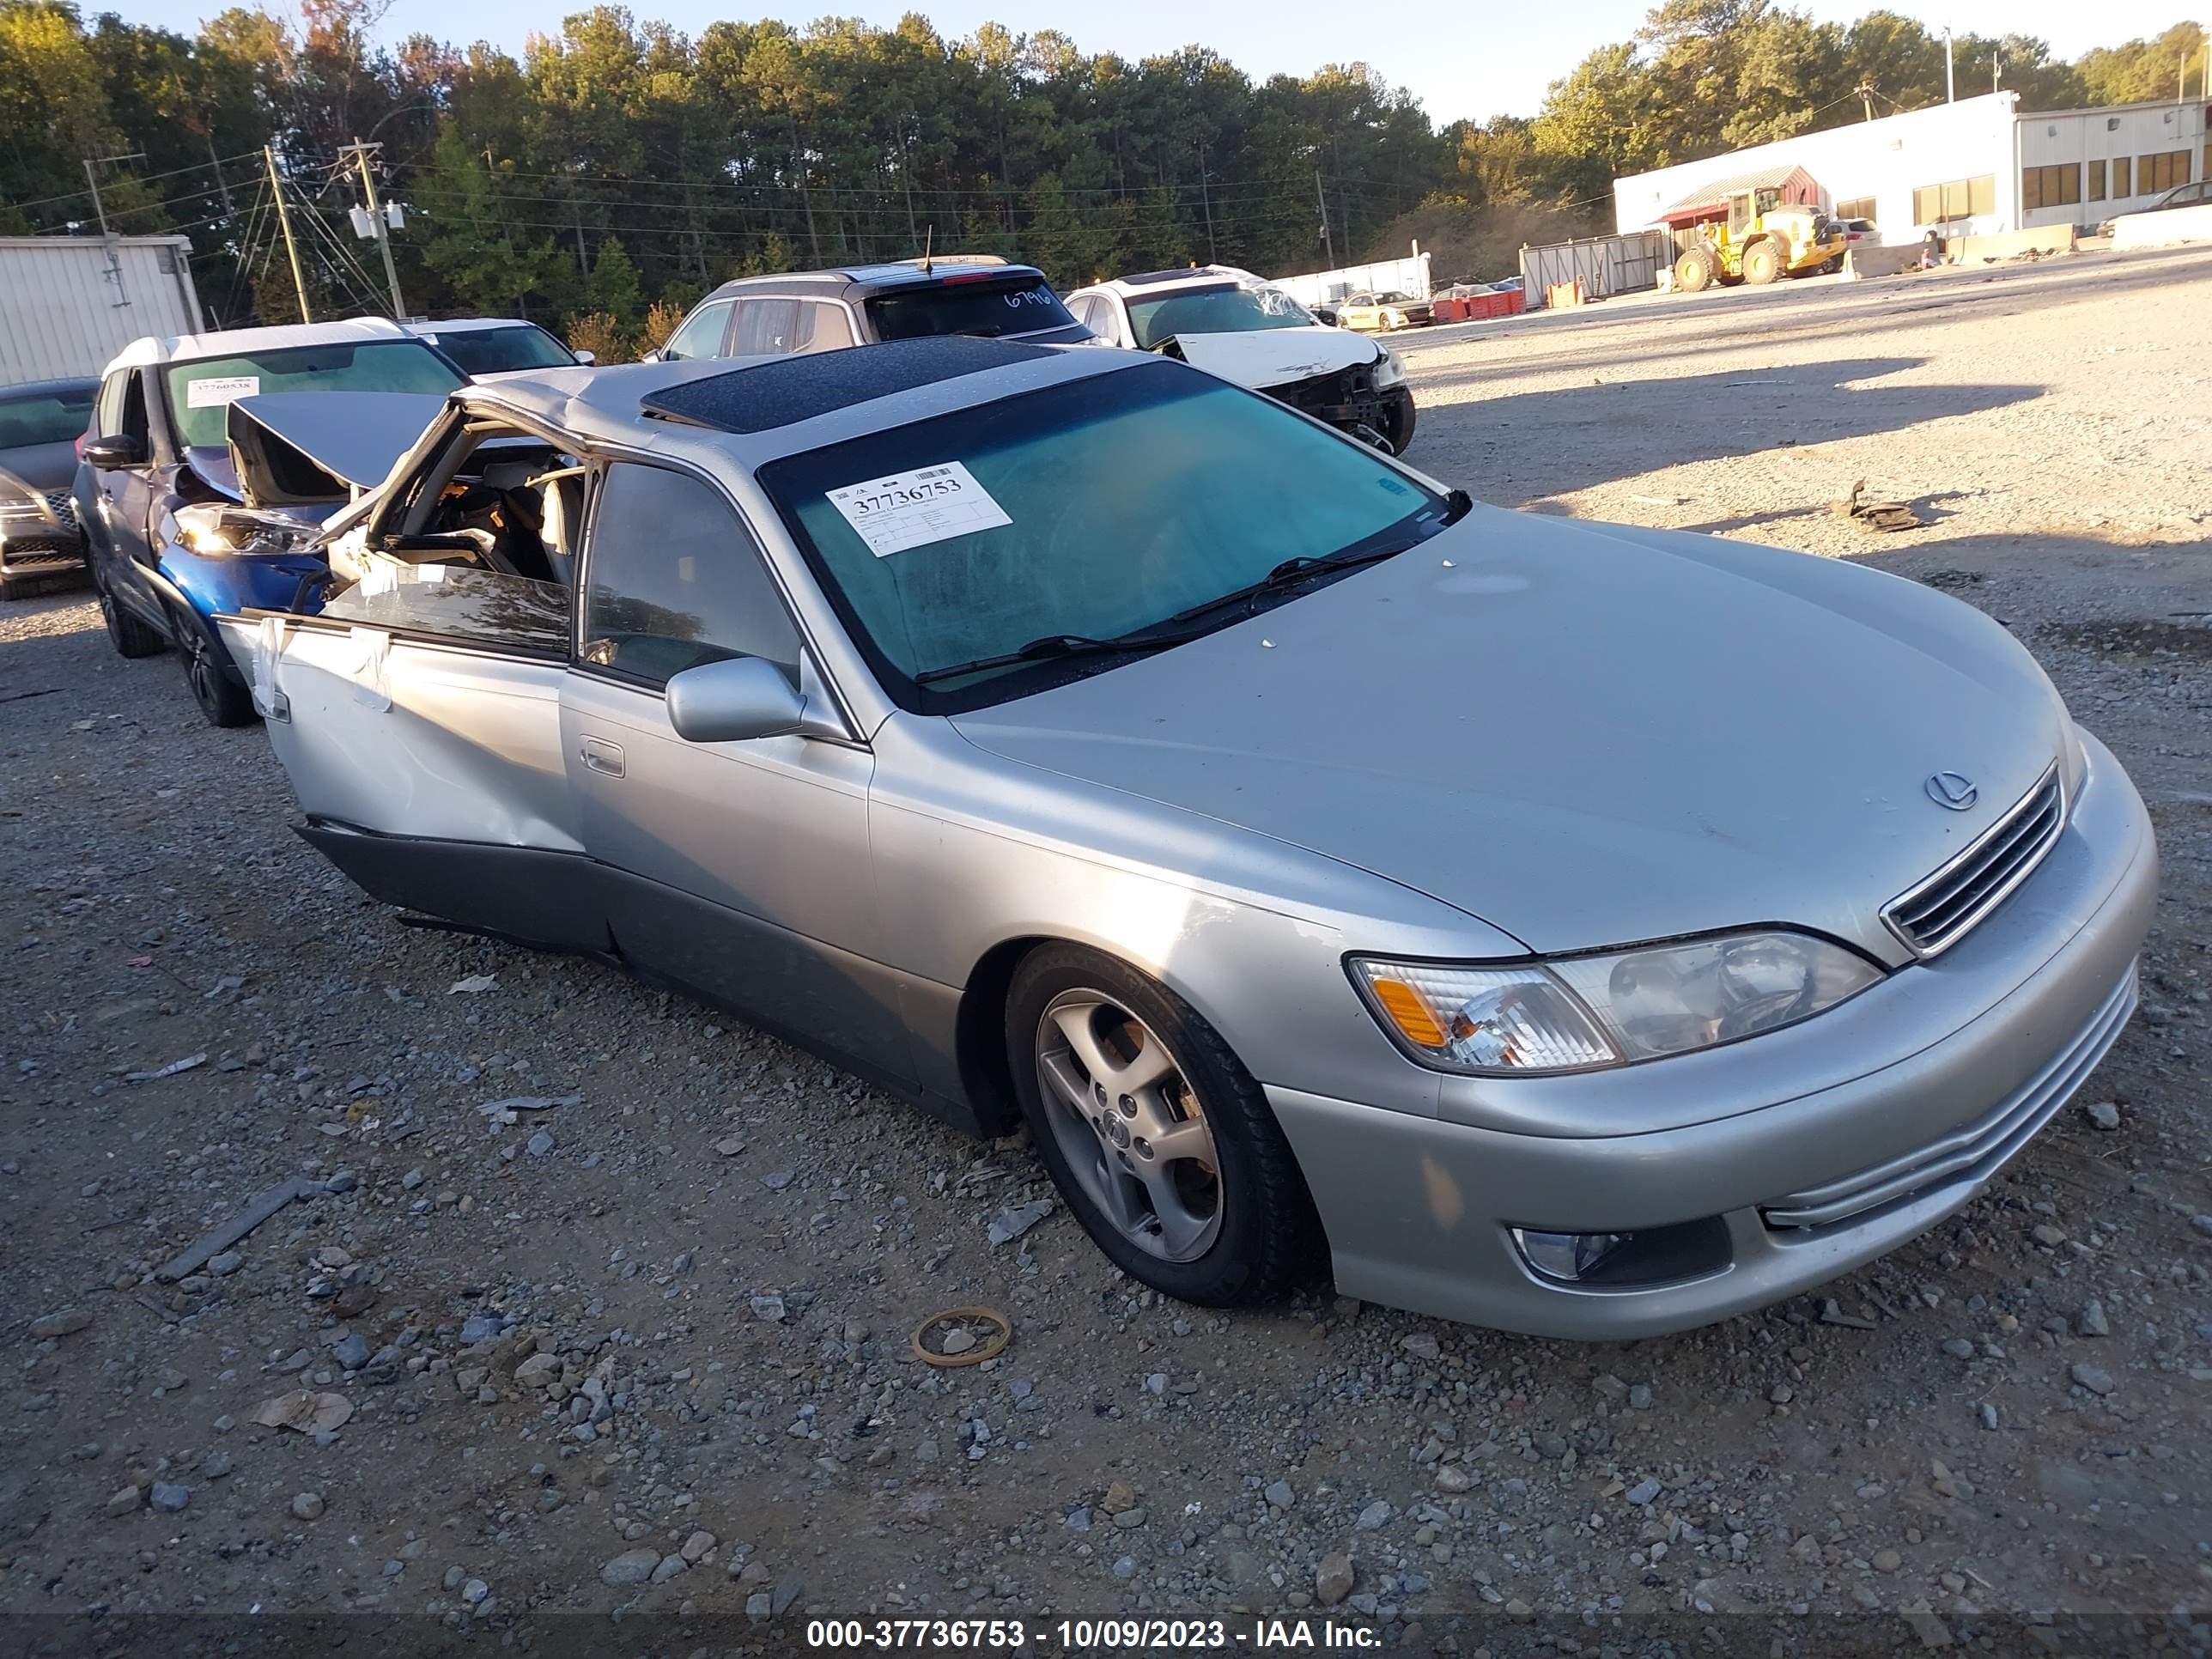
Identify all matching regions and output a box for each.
[176,609,256,726]
[1007,944,1323,1306]
[1674,248,1715,293]
[1379,391,1417,455]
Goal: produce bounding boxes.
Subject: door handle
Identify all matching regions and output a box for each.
[580,736,624,778]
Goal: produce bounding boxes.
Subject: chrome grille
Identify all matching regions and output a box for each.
[1763,962,2136,1231]
[1883,763,2063,957]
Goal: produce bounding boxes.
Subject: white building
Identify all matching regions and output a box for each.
[1613,91,2209,246]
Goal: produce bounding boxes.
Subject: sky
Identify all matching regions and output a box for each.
[110,0,2197,126]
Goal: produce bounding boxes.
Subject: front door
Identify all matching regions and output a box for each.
[560,459,908,1077]
[214,561,603,951]
[85,368,164,623]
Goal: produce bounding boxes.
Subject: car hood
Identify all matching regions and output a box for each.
[0,440,81,496]
[216,392,447,509]
[949,507,2070,962]
[1164,326,1382,391]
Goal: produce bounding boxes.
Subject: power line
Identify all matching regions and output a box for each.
[1,147,266,215]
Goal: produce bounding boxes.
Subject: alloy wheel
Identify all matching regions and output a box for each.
[1033,989,1223,1262]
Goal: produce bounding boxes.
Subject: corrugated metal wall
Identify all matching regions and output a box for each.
[1518,233,1669,303]
[0,237,204,386]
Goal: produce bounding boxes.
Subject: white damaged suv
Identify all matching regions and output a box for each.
[1064,265,1415,454]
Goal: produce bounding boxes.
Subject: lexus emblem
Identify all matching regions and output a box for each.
[1926,771,1978,811]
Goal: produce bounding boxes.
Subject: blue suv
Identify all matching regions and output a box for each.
[76,318,460,724]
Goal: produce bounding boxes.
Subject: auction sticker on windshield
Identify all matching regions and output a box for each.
[827,462,1011,558]
[185,375,260,409]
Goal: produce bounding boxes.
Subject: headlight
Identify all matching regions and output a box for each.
[1373,349,1407,389]
[168,503,318,557]
[0,497,42,521]
[1351,931,1882,1075]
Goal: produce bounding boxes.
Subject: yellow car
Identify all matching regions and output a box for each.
[1335,290,1433,331]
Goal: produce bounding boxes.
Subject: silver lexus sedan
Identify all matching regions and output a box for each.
[216,336,2155,1338]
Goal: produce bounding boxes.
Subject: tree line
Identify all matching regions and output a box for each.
[1,0,2202,352]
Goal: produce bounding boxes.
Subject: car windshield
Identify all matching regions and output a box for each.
[419,325,574,376]
[760,359,1453,711]
[866,275,1078,341]
[164,341,464,448]
[0,390,94,450]
[1124,284,1316,349]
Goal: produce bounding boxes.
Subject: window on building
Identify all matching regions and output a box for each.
[2087,160,2106,202]
[2021,164,2081,210]
[2112,155,2132,197]
[1911,175,1996,225]
[2140,150,2191,194]
[1833,196,1876,222]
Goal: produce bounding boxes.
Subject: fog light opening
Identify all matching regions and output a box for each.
[1512,1229,1627,1283]
[1509,1216,1734,1289]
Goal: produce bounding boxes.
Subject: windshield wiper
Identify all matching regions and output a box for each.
[913,494,1476,689]
[1157,531,1435,631]
[913,631,1194,687]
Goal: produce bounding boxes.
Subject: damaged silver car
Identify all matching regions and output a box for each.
[220,337,2156,1337]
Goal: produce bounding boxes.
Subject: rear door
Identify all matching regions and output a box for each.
[213,550,604,953]
[558,459,906,1075]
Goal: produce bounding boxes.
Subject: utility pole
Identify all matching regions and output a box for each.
[1856,81,1876,122]
[264,144,313,324]
[1943,27,1954,102]
[81,150,144,309]
[1196,142,1217,264]
[339,137,406,319]
[204,133,235,217]
[1993,49,2002,94]
[1314,167,1334,267]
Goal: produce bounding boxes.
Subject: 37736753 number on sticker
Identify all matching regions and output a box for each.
[824,461,1012,559]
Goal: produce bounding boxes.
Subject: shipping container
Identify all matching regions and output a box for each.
[0,235,206,387]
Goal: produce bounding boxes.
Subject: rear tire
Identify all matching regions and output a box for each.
[1674,249,1715,293]
[1742,240,1784,285]
[1006,944,1323,1306]
[176,608,256,727]
[94,564,167,658]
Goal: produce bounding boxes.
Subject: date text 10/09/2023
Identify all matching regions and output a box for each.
[805,1620,1382,1650]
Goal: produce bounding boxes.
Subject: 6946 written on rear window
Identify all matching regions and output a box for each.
[826,461,1012,558]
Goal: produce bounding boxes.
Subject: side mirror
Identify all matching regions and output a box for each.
[638,349,663,365]
[665,655,805,744]
[573,349,598,366]
[82,433,149,470]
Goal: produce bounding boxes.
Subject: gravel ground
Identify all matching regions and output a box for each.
[1,245,2207,1655]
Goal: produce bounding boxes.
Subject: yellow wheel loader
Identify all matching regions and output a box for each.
[1673,187,1847,293]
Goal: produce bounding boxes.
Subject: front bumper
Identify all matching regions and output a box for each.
[1263,367,1413,450]
[1268,728,2157,1339]
[1,499,88,585]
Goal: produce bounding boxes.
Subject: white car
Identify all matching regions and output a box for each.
[405,318,589,381]
[1063,266,1415,454]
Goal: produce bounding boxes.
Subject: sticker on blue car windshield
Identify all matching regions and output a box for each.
[185,375,260,409]
[826,462,1012,558]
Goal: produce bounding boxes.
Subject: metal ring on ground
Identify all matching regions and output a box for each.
[910,1306,1012,1368]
